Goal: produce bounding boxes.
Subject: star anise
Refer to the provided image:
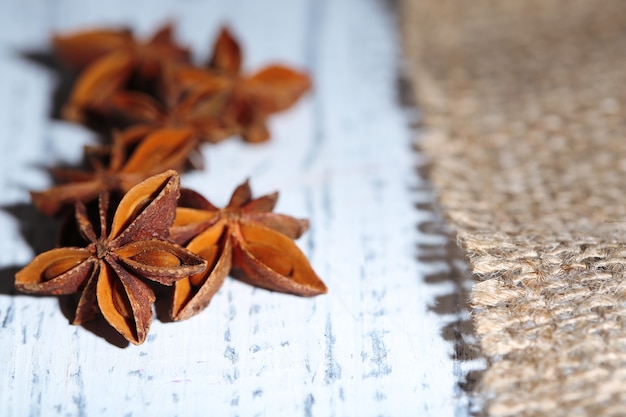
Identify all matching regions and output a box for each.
[31,127,196,216]
[55,23,190,123]
[170,180,327,321]
[107,64,234,146]
[172,26,312,144]
[15,170,207,345]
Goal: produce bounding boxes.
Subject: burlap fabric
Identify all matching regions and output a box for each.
[400,1,626,415]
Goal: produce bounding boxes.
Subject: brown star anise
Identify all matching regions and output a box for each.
[169,26,312,144]
[107,64,234,145]
[55,23,190,123]
[170,180,327,321]
[15,170,207,345]
[31,127,196,216]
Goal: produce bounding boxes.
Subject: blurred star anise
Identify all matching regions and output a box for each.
[170,180,326,321]
[200,26,312,143]
[108,64,234,145]
[15,171,207,345]
[55,23,190,123]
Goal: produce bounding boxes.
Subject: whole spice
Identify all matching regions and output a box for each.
[170,180,326,321]
[31,127,196,216]
[201,26,312,143]
[108,26,313,146]
[17,22,327,346]
[108,64,234,145]
[15,170,207,345]
[55,23,190,123]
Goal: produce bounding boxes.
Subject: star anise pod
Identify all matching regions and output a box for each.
[170,180,327,321]
[107,64,234,146]
[192,26,312,143]
[15,170,207,345]
[31,127,196,216]
[55,23,190,123]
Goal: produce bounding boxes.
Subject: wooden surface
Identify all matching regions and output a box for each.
[0,0,483,415]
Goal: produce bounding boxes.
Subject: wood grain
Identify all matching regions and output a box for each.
[0,0,482,415]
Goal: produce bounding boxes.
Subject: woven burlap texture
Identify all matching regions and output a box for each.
[401,1,626,416]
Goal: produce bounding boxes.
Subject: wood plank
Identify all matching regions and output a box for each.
[0,0,483,415]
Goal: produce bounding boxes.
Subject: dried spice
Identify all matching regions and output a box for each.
[55,23,190,123]
[108,65,234,145]
[15,22,326,346]
[31,127,196,216]
[202,27,312,143]
[15,171,207,345]
[108,26,312,145]
[170,180,326,321]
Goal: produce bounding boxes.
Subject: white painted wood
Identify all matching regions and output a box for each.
[0,0,483,416]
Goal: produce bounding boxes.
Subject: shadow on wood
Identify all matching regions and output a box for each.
[413,166,486,395]
[58,294,130,348]
[400,66,487,400]
[19,49,73,122]
[0,266,19,295]
[152,282,175,324]
[2,203,62,255]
